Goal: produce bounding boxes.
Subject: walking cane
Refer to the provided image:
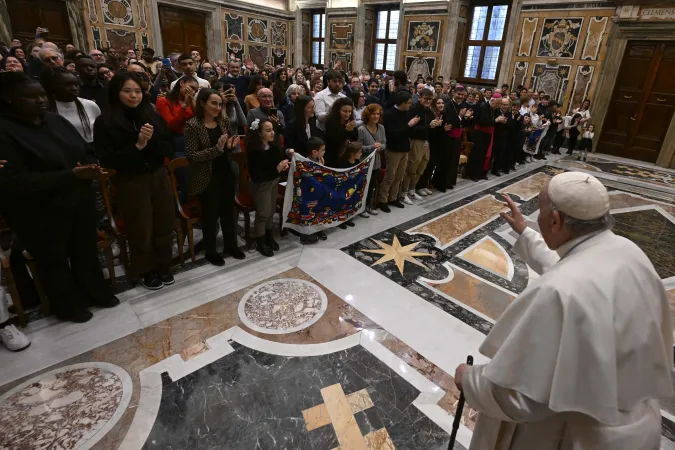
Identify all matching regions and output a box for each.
[448,355,473,450]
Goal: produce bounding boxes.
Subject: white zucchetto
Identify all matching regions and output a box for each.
[548,172,610,220]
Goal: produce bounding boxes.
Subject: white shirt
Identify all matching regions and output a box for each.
[169,73,211,91]
[519,105,529,116]
[583,130,594,139]
[314,87,345,131]
[55,97,101,143]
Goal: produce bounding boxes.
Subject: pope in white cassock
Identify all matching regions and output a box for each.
[454,172,674,450]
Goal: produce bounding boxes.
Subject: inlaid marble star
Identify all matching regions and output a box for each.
[363,235,432,275]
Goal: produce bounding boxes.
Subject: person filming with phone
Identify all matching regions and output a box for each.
[246,87,285,145]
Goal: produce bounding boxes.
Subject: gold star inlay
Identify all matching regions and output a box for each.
[363,235,432,275]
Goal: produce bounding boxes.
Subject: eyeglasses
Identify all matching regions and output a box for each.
[99,69,112,76]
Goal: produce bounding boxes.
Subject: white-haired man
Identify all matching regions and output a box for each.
[455,172,673,450]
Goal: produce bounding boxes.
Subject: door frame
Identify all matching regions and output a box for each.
[149,0,222,62]
[593,15,675,169]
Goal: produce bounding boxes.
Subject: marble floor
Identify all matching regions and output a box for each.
[2,155,675,449]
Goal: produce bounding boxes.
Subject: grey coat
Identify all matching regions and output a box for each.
[357,124,386,170]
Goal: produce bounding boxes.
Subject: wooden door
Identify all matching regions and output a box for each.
[598,42,675,162]
[7,0,73,50]
[159,6,207,60]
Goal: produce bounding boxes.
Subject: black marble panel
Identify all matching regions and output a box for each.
[143,342,456,449]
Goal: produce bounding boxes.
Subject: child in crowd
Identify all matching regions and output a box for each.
[336,141,363,229]
[245,118,290,257]
[565,113,582,155]
[307,137,326,165]
[578,124,594,162]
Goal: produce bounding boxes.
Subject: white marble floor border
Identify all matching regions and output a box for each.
[120,326,473,450]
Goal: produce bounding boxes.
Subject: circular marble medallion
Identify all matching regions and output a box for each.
[238,278,328,334]
[0,362,132,449]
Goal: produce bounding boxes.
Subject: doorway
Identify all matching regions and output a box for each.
[159,6,208,60]
[7,0,73,50]
[598,41,675,163]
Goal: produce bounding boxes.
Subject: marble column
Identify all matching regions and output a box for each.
[394,2,405,71]
[66,0,90,52]
[295,7,303,67]
[439,0,459,77]
[354,1,365,72]
[0,0,10,45]
[497,0,522,87]
[657,113,675,169]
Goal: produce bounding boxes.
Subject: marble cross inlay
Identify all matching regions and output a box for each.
[363,236,431,276]
[302,384,395,450]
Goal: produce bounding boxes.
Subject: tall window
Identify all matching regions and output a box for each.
[373,8,400,73]
[460,3,509,83]
[311,12,326,67]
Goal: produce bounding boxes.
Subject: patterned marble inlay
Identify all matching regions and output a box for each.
[498,172,551,201]
[363,235,432,275]
[558,155,675,188]
[612,208,675,280]
[238,279,328,334]
[459,237,513,280]
[409,196,506,247]
[0,363,131,449]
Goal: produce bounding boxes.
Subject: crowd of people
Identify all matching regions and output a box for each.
[0,36,593,327]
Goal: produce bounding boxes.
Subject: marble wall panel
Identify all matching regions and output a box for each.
[225,13,244,40]
[330,51,353,72]
[104,28,137,52]
[249,45,269,68]
[531,64,572,104]
[272,47,287,67]
[511,61,529,92]
[406,20,441,53]
[248,17,269,44]
[581,16,608,61]
[517,17,539,57]
[329,21,354,51]
[401,14,446,78]
[567,65,594,113]
[102,0,135,27]
[537,17,584,59]
[406,56,436,80]
[271,20,287,47]
[222,9,291,66]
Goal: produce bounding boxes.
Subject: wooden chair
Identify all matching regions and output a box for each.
[231,149,256,249]
[97,230,116,286]
[20,251,51,317]
[167,157,199,262]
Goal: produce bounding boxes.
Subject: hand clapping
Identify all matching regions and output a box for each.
[136,123,154,150]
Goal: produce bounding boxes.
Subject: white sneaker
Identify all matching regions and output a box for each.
[360,211,370,218]
[367,207,379,216]
[401,194,413,205]
[409,191,423,200]
[415,189,427,197]
[424,188,433,195]
[1,325,31,352]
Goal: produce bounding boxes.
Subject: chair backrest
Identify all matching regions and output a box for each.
[231,148,254,209]
[97,169,123,235]
[167,157,192,219]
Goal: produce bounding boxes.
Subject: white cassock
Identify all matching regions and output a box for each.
[462,227,674,450]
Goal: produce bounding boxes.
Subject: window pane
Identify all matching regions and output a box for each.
[463,45,481,78]
[312,42,320,65]
[469,6,488,40]
[321,14,326,38]
[481,46,501,80]
[385,44,397,71]
[388,11,400,39]
[488,5,508,41]
[377,11,388,39]
[313,14,320,38]
[374,43,385,70]
[320,42,325,63]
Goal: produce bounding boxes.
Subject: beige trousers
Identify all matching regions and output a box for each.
[378,151,409,203]
[401,139,430,193]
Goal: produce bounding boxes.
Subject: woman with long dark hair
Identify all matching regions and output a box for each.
[0,72,118,323]
[244,75,265,112]
[185,89,245,266]
[323,97,358,166]
[156,74,198,136]
[283,94,320,155]
[40,66,100,144]
[272,67,290,107]
[418,97,452,192]
[245,118,290,257]
[94,73,176,290]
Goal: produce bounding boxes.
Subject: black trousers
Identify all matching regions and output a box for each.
[567,128,580,153]
[198,174,238,254]
[491,139,509,173]
[6,192,111,318]
[467,131,490,179]
[445,138,462,187]
[552,131,566,152]
[417,142,441,190]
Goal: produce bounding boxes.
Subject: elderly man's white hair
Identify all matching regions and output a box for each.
[38,45,63,62]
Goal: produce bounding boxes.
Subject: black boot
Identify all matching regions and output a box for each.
[256,237,274,257]
[265,230,280,251]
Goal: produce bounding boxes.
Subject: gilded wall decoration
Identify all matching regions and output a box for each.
[517,18,538,57]
[568,65,594,113]
[511,61,529,89]
[273,47,286,66]
[531,64,571,103]
[137,0,147,30]
[227,42,244,61]
[329,22,354,50]
[248,18,268,43]
[88,0,99,23]
[581,16,608,61]
[536,18,584,59]
[91,26,103,49]
[140,32,149,48]
[226,14,244,40]
[330,51,353,72]
[405,56,436,79]
[248,45,269,68]
[272,21,287,47]
[104,28,137,52]
[406,21,440,52]
[102,0,134,27]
